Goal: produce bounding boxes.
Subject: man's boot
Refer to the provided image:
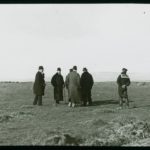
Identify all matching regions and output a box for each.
[119,98,123,109]
[125,98,129,108]
[72,103,75,108]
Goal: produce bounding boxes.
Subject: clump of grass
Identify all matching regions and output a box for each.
[29,130,83,146]
[0,114,13,123]
[92,118,108,126]
[24,116,150,146]
[10,111,34,119]
[84,118,150,146]
[44,133,83,146]
[0,111,34,123]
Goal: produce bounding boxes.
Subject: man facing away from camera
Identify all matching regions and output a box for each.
[117,68,131,109]
[65,68,73,103]
[33,66,46,106]
[66,66,81,108]
[51,68,65,105]
[80,68,94,106]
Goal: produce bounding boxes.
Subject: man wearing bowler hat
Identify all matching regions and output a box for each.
[117,68,131,109]
[33,66,46,106]
[51,68,65,104]
[80,67,94,106]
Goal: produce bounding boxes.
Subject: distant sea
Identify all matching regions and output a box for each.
[91,72,150,82]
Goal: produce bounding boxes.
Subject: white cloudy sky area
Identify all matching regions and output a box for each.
[0,4,150,81]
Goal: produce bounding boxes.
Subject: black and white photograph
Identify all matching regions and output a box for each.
[0,4,150,146]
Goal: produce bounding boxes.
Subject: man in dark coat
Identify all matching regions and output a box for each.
[51,68,65,104]
[80,68,94,106]
[117,68,131,109]
[33,66,46,106]
[65,68,73,103]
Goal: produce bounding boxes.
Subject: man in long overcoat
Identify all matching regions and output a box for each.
[65,68,73,103]
[51,68,64,104]
[33,66,46,106]
[117,68,131,109]
[80,68,94,106]
[66,66,81,107]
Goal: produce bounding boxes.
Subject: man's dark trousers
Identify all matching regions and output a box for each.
[33,95,42,106]
[82,88,92,106]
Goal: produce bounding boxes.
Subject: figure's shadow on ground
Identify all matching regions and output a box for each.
[92,100,118,106]
[92,100,134,106]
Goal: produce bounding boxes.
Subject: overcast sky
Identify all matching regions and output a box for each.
[0,4,150,81]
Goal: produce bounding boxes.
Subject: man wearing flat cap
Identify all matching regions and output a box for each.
[117,68,131,109]
[33,66,46,106]
[66,66,81,107]
[51,68,65,104]
[80,68,94,106]
[65,68,73,103]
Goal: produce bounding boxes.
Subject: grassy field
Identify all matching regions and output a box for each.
[0,81,150,146]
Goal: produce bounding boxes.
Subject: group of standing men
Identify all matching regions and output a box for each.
[33,66,131,109]
[33,66,94,107]
[51,66,94,107]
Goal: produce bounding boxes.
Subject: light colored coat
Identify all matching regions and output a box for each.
[66,71,81,103]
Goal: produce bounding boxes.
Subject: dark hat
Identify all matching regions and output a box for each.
[73,66,77,70]
[57,67,61,71]
[39,66,44,70]
[83,67,87,72]
[69,69,73,72]
[122,68,128,71]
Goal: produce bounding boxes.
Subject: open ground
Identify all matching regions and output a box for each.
[0,81,150,146]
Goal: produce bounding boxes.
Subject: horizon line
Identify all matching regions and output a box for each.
[0,80,150,83]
